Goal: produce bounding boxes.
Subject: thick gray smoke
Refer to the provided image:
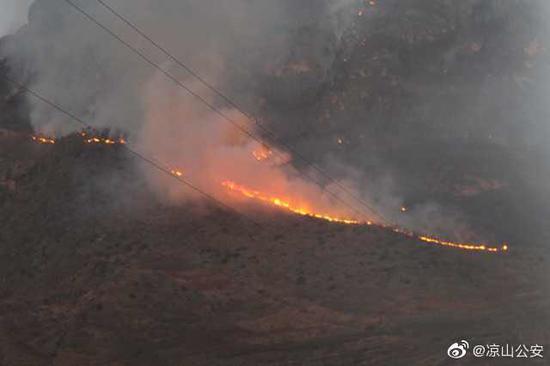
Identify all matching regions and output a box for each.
[1,0,355,134]
[2,0,549,242]
[0,0,373,222]
[0,0,33,37]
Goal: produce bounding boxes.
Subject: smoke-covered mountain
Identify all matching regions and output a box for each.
[5,0,549,242]
[1,1,550,365]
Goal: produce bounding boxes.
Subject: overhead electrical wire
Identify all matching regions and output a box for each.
[2,74,263,227]
[62,0,388,225]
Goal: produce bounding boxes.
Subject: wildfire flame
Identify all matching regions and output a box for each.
[417,235,507,252]
[170,169,184,177]
[252,145,273,161]
[222,180,508,253]
[28,132,510,254]
[31,131,126,146]
[222,180,360,225]
[31,135,56,144]
[83,134,126,146]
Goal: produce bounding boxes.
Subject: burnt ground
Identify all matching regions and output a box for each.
[0,134,549,366]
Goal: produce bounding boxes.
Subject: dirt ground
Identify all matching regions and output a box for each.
[0,137,548,366]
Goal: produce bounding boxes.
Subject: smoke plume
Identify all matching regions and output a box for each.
[1,0,373,221]
[0,0,33,37]
[3,0,549,242]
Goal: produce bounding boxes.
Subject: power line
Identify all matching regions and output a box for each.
[94,0,389,224]
[2,74,263,227]
[63,0,372,224]
[2,76,507,254]
[63,0,386,224]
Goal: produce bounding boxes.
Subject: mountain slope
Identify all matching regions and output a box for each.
[0,137,548,365]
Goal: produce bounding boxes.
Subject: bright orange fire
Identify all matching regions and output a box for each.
[417,235,506,252]
[222,180,508,253]
[170,169,184,177]
[28,131,509,254]
[82,134,126,145]
[31,135,56,144]
[252,145,273,161]
[32,131,126,146]
[222,180,361,225]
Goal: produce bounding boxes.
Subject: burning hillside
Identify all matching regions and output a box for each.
[2,0,550,364]
[221,179,508,253]
[222,180,361,225]
[0,132,547,366]
[28,130,509,253]
[1,0,537,252]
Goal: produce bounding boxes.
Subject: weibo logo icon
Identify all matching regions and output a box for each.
[447,340,470,359]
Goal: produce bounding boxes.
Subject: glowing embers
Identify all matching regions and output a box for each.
[84,137,126,145]
[170,169,184,177]
[382,226,507,253]
[81,130,126,145]
[418,235,508,253]
[252,145,273,161]
[30,127,508,254]
[32,130,127,146]
[31,135,56,144]
[222,180,360,225]
[222,180,508,253]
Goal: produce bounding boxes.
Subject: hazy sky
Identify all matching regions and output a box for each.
[0,0,33,36]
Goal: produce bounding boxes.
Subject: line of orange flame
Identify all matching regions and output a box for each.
[81,132,126,145]
[417,235,506,252]
[84,137,126,145]
[31,135,56,144]
[222,179,509,253]
[31,132,126,146]
[29,133,509,253]
[222,180,360,225]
